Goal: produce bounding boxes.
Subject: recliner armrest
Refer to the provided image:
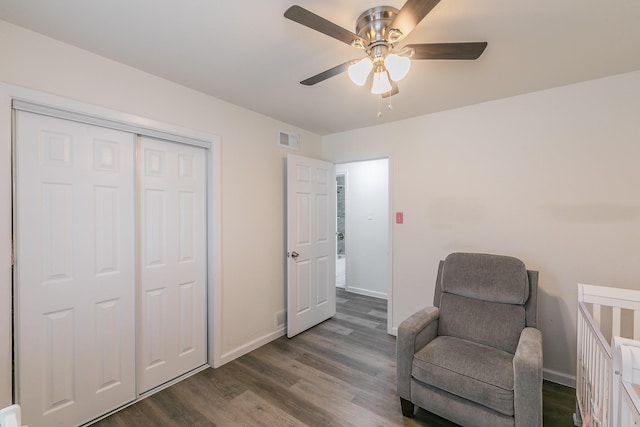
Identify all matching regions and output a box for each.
[513,327,543,427]
[396,307,439,400]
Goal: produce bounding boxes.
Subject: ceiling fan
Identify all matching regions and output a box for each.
[284,0,487,98]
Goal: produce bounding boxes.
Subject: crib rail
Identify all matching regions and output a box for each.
[576,284,640,427]
[579,284,640,341]
[577,300,612,426]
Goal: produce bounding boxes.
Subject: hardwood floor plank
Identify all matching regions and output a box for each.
[334,312,380,329]
[230,390,308,427]
[172,372,258,427]
[367,309,387,319]
[316,320,354,335]
[255,344,360,401]
[216,352,336,426]
[290,378,397,427]
[198,362,249,400]
[93,289,576,427]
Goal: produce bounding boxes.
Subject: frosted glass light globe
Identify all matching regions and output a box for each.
[347,58,373,86]
[384,54,411,82]
[371,70,392,94]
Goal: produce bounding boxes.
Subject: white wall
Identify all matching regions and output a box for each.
[335,160,389,298]
[323,70,640,385]
[0,19,323,405]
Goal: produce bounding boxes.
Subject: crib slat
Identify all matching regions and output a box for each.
[634,311,640,341]
[613,307,621,338]
[594,304,602,327]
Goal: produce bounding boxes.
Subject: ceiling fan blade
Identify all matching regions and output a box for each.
[285,5,366,47]
[389,0,440,41]
[407,42,488,60]
[300,61,355,86]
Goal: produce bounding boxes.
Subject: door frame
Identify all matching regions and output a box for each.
[0,82,223,407]
[334,156,394,335]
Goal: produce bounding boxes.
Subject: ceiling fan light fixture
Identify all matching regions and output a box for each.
[350,39,366,49]
[384,53,411,82]
[387,28,403,43]
[347,57,374,86]
[371,69,392,94]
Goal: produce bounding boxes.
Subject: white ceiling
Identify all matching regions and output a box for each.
[1,0,640,135]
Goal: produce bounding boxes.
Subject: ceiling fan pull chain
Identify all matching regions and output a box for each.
[388,95,393,111]
[377,95,383,118]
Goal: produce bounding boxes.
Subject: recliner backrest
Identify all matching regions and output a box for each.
[435,253,532,354]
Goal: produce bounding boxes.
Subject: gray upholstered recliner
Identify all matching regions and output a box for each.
[397,252,542,427]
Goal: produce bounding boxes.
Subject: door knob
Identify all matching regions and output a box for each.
[291,251,299,259]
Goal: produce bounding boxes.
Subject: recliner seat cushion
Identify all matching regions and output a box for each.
[412,336,515,417]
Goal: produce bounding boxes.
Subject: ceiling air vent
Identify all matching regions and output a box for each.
[278,131,299,150]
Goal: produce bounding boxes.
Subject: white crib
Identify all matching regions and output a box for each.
[575,284,640,427]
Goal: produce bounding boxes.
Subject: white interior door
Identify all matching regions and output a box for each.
[137,136,207,394]
[14,111,136,427]
[286,154,336,338]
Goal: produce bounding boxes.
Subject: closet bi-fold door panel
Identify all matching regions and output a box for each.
[14,111,136,427]
[137,136,207,394]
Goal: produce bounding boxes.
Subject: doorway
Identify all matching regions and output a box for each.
[336,174,346,289]
[335,159,389,300]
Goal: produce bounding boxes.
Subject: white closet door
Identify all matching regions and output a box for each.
[137,136,207,394]
[14,111,136,427]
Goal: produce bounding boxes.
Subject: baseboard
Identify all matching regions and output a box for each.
[344,286,387,300]
[543,368,576,388]
[219,328,285,366]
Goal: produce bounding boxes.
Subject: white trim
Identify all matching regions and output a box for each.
[543,368,576,388]
[0,88,12,408]
[12,99,212,149]
[207,139,223,368]
[219,329,286,366]
[0,81,223,404]
[3,86,217,144]
[386,155,394,336]
[344,286,387,300]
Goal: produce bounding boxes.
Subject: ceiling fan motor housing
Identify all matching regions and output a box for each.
[355,6,400,56]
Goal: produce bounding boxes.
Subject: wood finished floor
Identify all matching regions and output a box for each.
[94,289,576,426]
